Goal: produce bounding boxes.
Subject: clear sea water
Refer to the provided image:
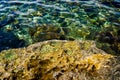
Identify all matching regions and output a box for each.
[0,0,120,51]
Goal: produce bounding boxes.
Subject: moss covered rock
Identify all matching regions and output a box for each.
[0,40,120,80]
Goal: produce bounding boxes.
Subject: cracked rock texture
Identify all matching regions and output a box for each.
[0,40,120,80]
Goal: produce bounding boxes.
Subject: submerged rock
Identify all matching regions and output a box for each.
[95,28,120,54]
[0,40,120,80]
[29,24,66,42]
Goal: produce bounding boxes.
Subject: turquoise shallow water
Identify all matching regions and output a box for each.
[0,0,120,52]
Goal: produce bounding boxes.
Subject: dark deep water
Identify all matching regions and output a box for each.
[0,0,120,53]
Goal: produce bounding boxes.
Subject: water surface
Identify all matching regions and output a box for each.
[0,0,120,52]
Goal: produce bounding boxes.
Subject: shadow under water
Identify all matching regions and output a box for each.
[0,30,25,52]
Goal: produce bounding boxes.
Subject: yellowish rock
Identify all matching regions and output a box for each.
[0,40,119,80]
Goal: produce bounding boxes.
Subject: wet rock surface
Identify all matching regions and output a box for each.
[0,40,120,80]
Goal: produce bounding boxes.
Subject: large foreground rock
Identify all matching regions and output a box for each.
[0,40,120,80]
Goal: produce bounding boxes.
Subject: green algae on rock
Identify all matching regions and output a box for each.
[29,24,90,42]
[0,40,119,80]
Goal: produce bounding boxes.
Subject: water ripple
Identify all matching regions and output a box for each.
[0,0,119,29]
